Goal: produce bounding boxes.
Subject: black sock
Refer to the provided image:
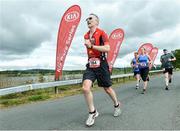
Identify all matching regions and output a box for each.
[89,110,96,114]
[114,103,119,108]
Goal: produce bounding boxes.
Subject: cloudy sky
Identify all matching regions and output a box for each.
[1,0,180,71]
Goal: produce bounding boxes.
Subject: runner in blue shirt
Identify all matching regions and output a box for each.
[138,48,152,94]
[131,52,140,89]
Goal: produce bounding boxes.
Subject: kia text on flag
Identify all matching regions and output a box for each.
[55,5,81,80]
[107,28,124,73]
[138,43,153,55]
[149,47,158,69]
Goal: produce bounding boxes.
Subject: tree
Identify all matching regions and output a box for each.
[173,49,180,69]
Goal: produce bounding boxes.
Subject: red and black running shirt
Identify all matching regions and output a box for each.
[84,28,109,58]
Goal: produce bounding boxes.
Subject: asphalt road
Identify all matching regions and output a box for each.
[0,72,180,130]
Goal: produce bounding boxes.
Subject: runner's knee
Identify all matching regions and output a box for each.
[82,80,92,93]
[104,87,112,94]
[164,74,168,79]
[82,85,91,93]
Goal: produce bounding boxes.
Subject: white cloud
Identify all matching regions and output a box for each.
[0,0,180,71]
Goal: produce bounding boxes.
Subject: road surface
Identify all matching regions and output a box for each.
[0,72,180,130]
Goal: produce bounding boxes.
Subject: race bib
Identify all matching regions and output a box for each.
[89,58,101,68]
[139,62,147,67]
[134,64,138,68]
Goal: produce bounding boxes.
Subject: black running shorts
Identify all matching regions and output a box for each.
[134,71,140,76]
[163,68,173,75]
[139,67,149,82]
[82,59,112,88]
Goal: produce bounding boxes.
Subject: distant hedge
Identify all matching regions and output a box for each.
[173,49,180,68]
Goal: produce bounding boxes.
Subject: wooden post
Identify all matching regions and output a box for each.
[123,77,125,83]
[54,77,59,94]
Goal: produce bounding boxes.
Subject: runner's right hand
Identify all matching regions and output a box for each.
[84,39,92,48]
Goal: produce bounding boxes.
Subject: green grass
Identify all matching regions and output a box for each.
[0,72,162,108]
[0,83,86,108]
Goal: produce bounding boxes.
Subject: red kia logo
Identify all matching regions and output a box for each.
[112,33,123,39]
[65,11,79,22]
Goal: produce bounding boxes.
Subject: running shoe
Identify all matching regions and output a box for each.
[86,110,99,126]
[114,103,122,117]
[169,78,172,83]
[141,89,146,94]
[136,85,139,89]
[165,86,169,90]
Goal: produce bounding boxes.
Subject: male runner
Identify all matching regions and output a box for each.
[160,49,176,90]
[82,13,122,126]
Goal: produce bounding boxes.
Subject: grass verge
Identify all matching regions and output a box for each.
[0,73,161,108]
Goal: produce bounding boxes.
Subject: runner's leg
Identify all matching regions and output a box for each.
[103,87,122,117]
[141,68,149,94]
[168,68,173,83]
[164,72,169,87]
[103,87,119,106]
[136,74,140,88]
[82,79,95,112]
[143,81,148,90]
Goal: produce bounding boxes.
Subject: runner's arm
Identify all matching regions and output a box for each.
[170,57,176,61]
[92,44,110,52]
[147,55,152,64]
[130,61,133,67]
[160,56,162,63]
[84,39,110,52]
[92,30,110,52]
[169,54,176,61]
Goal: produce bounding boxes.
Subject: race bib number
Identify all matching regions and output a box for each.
[140,62,147,67]
[89,58,101,68]
[134,64,138,68]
